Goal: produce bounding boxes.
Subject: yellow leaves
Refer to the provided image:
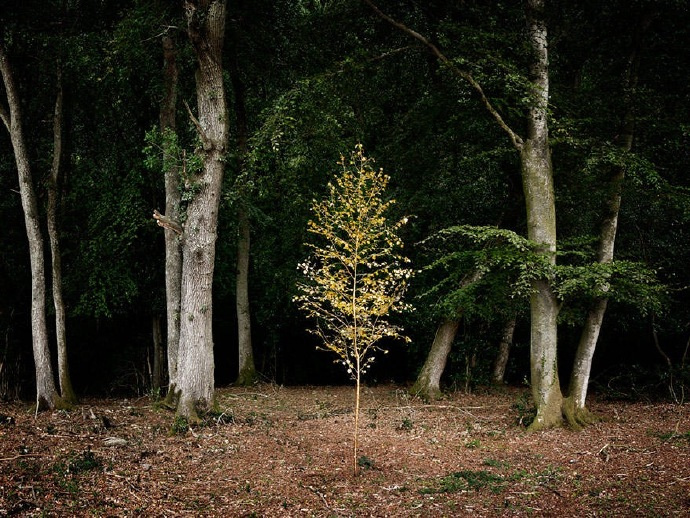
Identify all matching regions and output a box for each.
[295,145,414,380]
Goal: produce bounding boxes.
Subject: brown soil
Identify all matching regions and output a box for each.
[1,384,689,517]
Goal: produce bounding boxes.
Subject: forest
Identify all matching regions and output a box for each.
[1,0,690,419]
[2,1,690,515]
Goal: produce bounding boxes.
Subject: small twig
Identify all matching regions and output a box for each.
[597,443,610,462]
[539,482,563,497]
[307,485,330,509]
[0,453,46,461]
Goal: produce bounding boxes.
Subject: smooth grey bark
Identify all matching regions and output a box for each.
[521,0,562,430]
[411,319,460,400]
[492,316,517,384]
[228,23,256,386]
[410,270,482,399]
[159,34,182,404]
[566,15,649,421]
[46,66,76,405]
[0,45,59,410]
[176,0,228,420]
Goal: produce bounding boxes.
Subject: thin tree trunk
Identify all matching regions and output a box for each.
[410,270,482,400]
[522,0,563,430]
[410,319,460,400]
[159,34,182,407]
[492,316,517,384]
[152,314,164,393]
[228,21,256,386]
[564,13,650,426]
[46,66,76,405]
[176,0,228,421]
[235,206,255,384]
[353,367,361,476]
[0,46,59,410]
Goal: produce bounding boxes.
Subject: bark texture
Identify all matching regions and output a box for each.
[492,316,517,384]
[46,67,76,405]
[522,0,563,430]
[411,269,482,399]
[159,34,182,405]
[176,0,228,420]
[0,46,59,410]
[235,206,255,385]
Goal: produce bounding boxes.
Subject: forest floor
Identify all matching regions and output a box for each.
[1,384,689,517]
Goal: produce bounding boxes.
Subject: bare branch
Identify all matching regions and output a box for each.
[0,103,9,132]
[153,209,183,235]
[361,0,524,151]
[0,46,14,132]
[183,100,212,150]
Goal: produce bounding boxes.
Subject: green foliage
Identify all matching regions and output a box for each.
[143,126,204,209]
[294,144,413,377]
[357,455,374,470]
[420,470,507,494]
[53,449,102,476]
[170,415,189,435]
[417,225,546,321]
[555,260,666,320]
[512,392,536,427]
[419,225,666,330]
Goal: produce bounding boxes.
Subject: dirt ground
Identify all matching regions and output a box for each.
[0,384,689,517]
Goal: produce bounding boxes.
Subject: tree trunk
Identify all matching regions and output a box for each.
[411,269,482,399]
[522,0,563,430]
[410,319,460,400]
[152,314,164,393]
[492,316,517,384]
[159,34,183,407]
[235,206,256,385]
[0,46,59,410]
[46,66,76,405]
[564,13,650,427]
[176,0,228,421]
[228,21,256,386]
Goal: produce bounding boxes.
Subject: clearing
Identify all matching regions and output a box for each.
[1,385,689,516]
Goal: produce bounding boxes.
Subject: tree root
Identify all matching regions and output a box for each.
[562,396,601,430]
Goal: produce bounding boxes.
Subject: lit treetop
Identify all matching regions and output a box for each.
[295,144,413,379]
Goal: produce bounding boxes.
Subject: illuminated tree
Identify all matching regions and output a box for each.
[295,144,412,475]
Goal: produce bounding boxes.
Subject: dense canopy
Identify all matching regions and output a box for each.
[1,0,688,413]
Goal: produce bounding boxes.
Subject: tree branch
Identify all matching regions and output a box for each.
[0,103,9,132]
[153,209,183,235]
[361,0,523,151]
[183,99,212,150]
[0,46,14,132]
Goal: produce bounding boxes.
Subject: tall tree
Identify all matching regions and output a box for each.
[0,44,60,410]
[563,11,652,426]
[364,0,563,428]
[410,270,482,400]
[159,32,183,404]
[520,0,562,430]
[228,18,256,386]
[46,65,77,405]
[175,0,228,420]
